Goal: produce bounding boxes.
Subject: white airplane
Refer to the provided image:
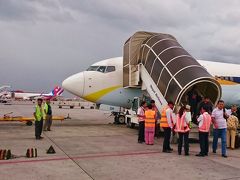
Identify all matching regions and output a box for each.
[62,31,240,111]
[62,57,240,108]
[7,86,64,100]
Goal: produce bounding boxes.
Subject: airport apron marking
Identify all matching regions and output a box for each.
[0,150,160,165]
[83,85,121,102]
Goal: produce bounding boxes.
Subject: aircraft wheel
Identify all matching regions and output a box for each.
[118,115,125,124]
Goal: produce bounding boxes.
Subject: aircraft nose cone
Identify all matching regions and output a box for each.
[62,72,85,97]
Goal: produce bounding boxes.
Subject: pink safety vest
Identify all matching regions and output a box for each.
[199,113,212,132]
[175,112,190,133]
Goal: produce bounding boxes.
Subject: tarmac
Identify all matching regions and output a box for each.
[0,102,240,180]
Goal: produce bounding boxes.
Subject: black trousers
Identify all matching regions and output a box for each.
[163,127,171,151]
[155,121,161,137]
[178,132,189,154]
[35,119,43,138]
[199,132,209,155]
[138,121,145,142]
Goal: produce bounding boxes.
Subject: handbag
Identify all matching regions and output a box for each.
[223,108,228,120]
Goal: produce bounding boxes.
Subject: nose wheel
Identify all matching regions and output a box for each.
[112,112,125,124]
[118,115,125,124]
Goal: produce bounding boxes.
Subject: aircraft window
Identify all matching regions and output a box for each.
[97,66,106,73]
[106,66,116,73]
[87,66,99,71]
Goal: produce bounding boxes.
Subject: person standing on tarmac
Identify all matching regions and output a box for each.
[144,104,156,145]
[211,100,228,158]
[226,105,239,150]
[175,105,191,156]
[137,101,147,143]
[43,98,53,131]
[33,98,44,140]
[196,106,212,157]
[160,101,174,153]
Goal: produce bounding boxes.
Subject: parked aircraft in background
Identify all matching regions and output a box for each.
[5,86,64,100]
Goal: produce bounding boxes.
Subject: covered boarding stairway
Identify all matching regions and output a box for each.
[123,31,222,112]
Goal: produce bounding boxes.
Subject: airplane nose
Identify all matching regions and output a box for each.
[62,72,85,97]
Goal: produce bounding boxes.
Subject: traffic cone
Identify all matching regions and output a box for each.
[35,148,37,157]
[6,150,11,160]
[26,148,38,158]
[26,148,30,158]
[32,148,37,158]
[46,145,56,154]
[31,148,34,157]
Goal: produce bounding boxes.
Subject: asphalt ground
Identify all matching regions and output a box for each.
[0,102,240,180]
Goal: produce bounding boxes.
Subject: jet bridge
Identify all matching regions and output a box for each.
[123,31,221,112]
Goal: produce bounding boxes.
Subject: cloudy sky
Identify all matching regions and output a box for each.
[0,0,240,95]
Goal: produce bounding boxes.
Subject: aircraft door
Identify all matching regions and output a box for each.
[132,97,140,113]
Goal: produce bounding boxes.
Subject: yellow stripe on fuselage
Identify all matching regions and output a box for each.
[216,79,238,85]
[83,85,121,102]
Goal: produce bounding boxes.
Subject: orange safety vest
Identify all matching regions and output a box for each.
[145,110,156,128]
[175,113,190,133]
[199,113,212,132]
[160,107,170,128]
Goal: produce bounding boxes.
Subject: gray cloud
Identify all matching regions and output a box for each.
[0,0,35,21]
[0,0,74,22]
[0,0,240,94]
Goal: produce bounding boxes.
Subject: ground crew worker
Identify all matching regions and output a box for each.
[144,104,156,145]
[160,101,174,153]
[175,105,191,155]
[226,105,239,150]
[196,106,212,157]
[212,100,228,158]
[43,98,53,131]
[33,98,44,140]
[137,101,147,143]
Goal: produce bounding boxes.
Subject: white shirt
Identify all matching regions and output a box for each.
[183,112,191,127]
[197,112,207,128]
[211,107,227,129]
[185,112,192,123]
[166,108,174,128]
[137,107,145,122]
[226,109,232,116]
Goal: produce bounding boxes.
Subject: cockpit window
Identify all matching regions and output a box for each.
[87,66,99,71]
[86,65,115,73]
[106,66,116,72]
[97,66,106,73]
